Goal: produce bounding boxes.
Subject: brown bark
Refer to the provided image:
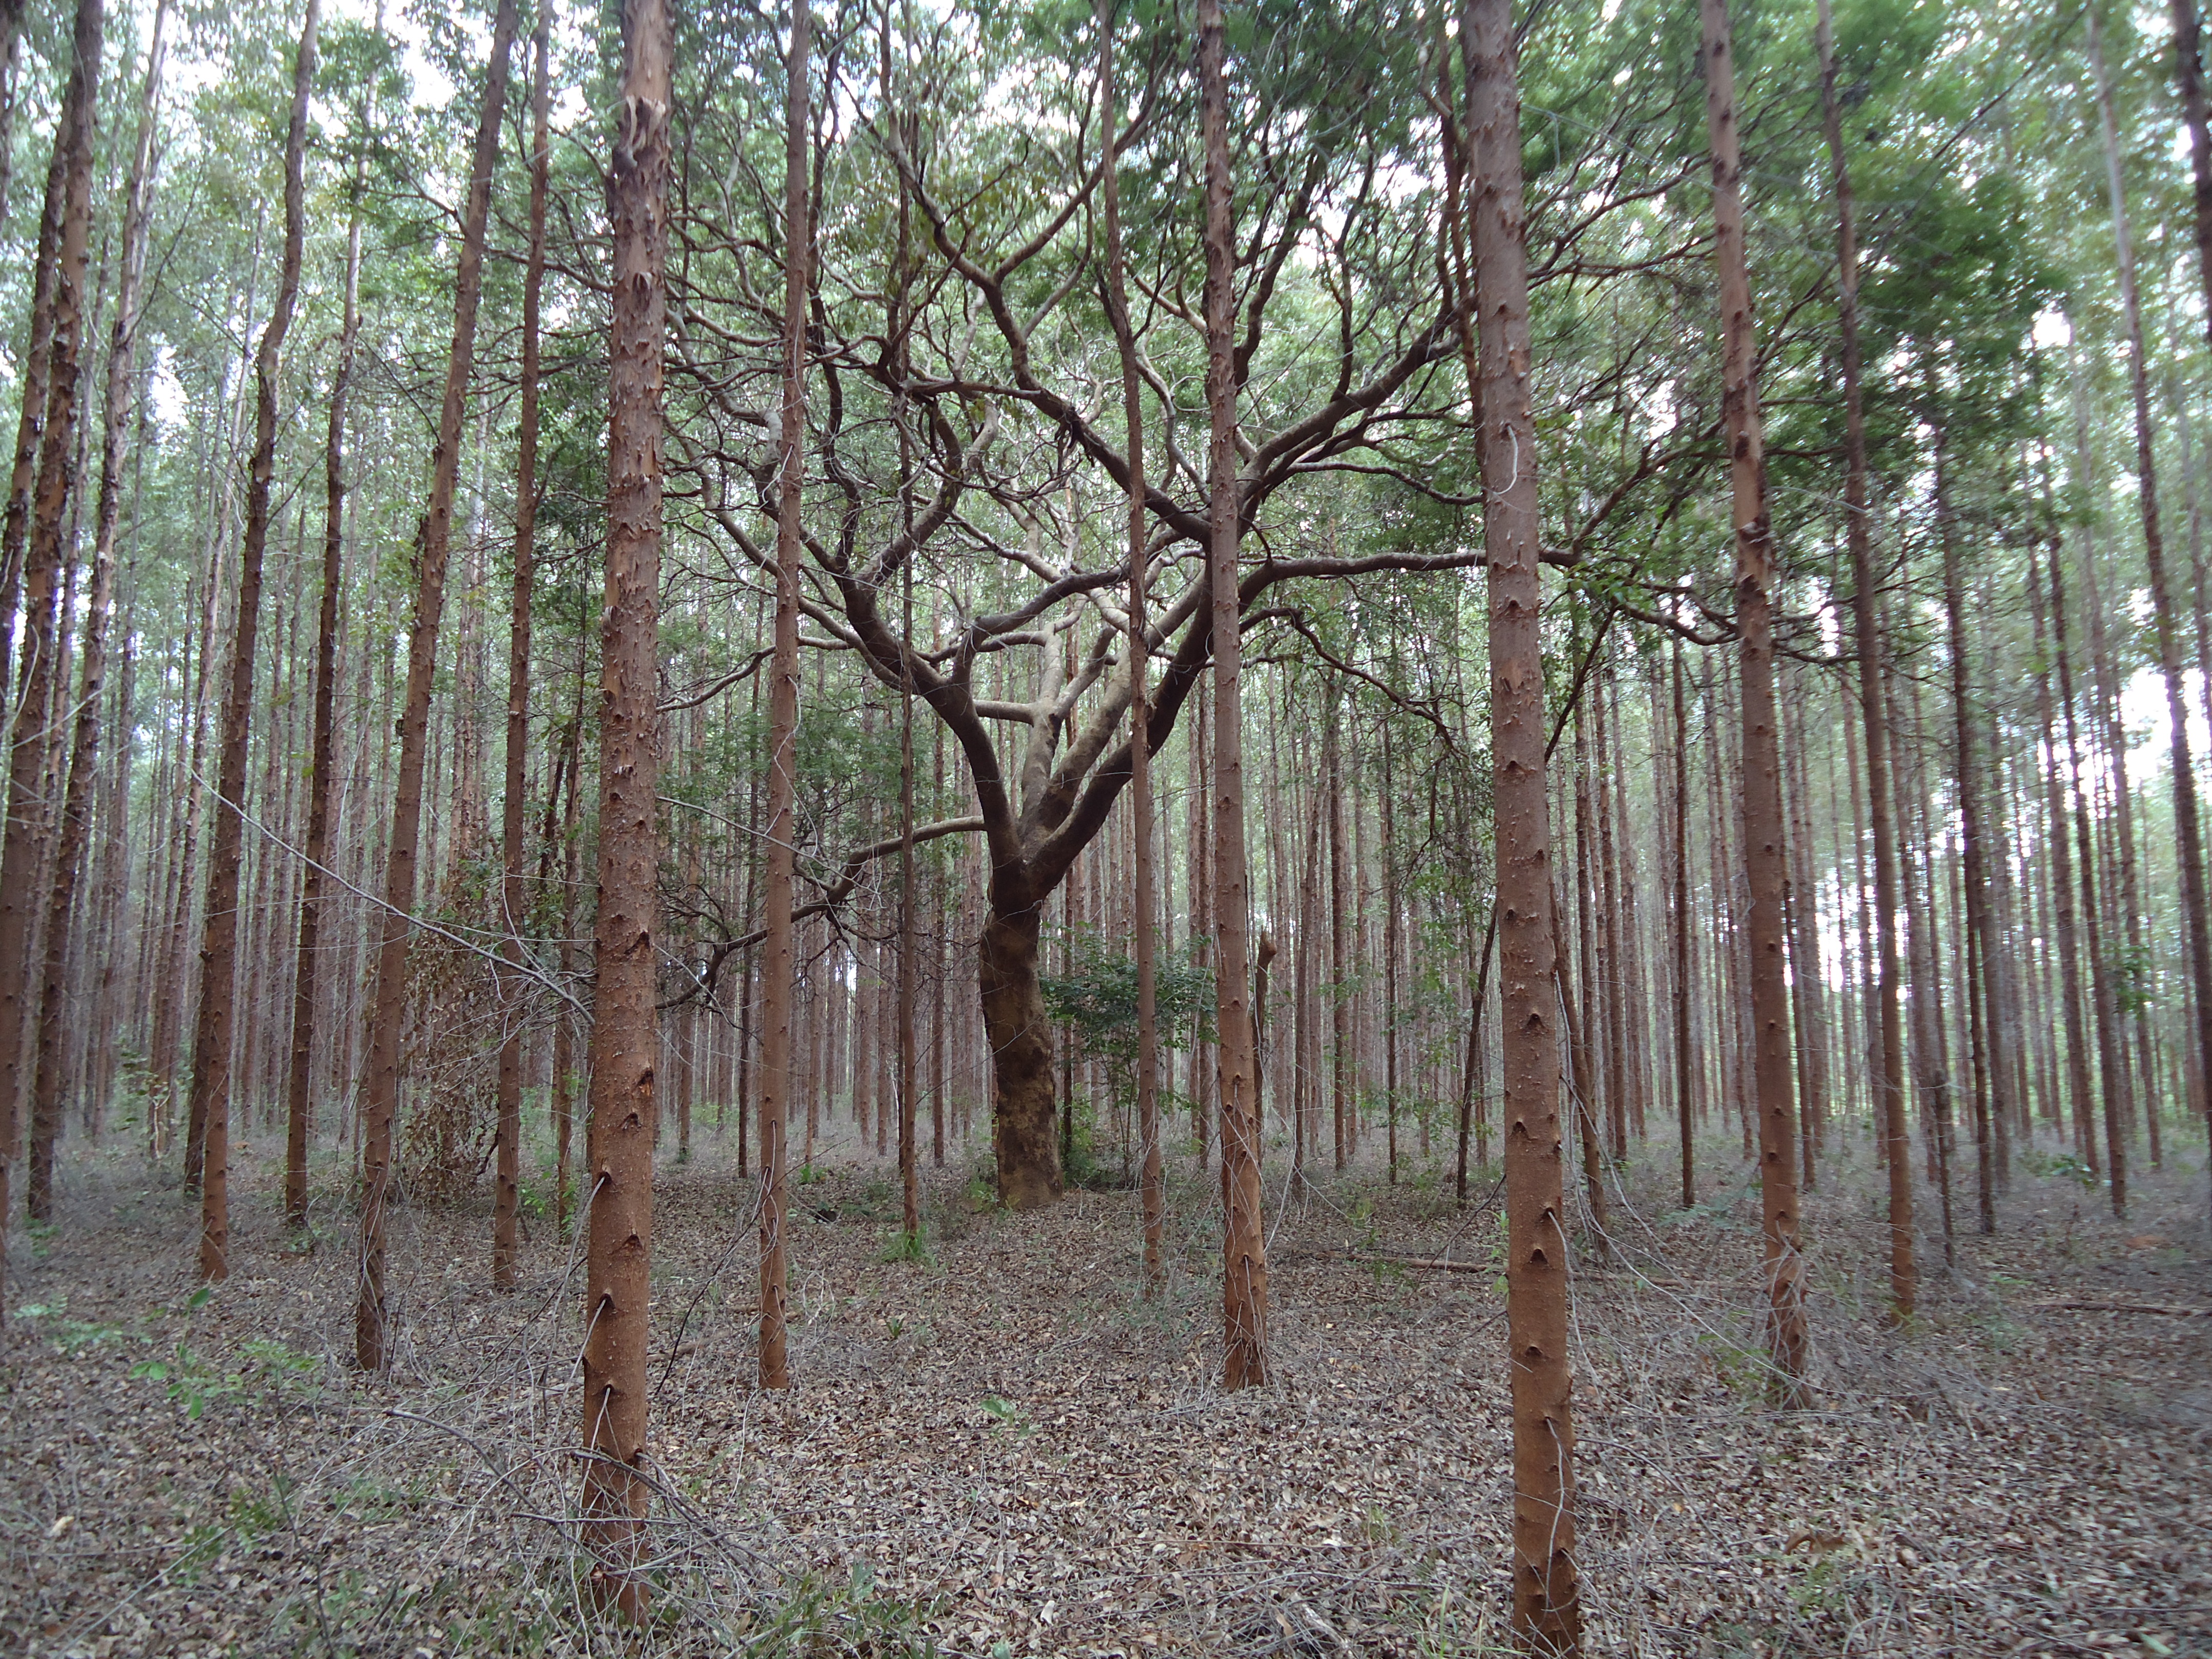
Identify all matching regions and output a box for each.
[1458,0,1578,1641]
[494,0,554,1289]
[579,0,669,1606]
[25,0,166,1222]
[1699,0,1806,1395]
[1929,398,1997,1235]
[188,0,315,1282]
[551,707,583,1233]
[2027,534,2100,1171]
[2146,1,2212,1209]
[0,0,100,1303]
[1097,0,1163,1292]
[1198,0,1267,1390]
[1326,702,1350,1170]
[1672,639,1694,1208]
[756,0,810,1391]
[2049,509,2130,1217]
[356,0,517,1367]
[285,20,360,1233]
[1816,0,1913,1318]
[0,89,66,719]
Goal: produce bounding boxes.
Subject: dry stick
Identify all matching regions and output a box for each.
[1198,0,1267,1391]
[756,0,810,1393]
[1816,0,1913,1319]
[494,0,553,1292]
[0,0,101,1332]
[356,0,518,1369]
[1457,0,1578,1643]
[24,0,166,1225]
[1096,0,1162,1292]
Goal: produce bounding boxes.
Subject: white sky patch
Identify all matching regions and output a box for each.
[2121,661,2212,779]
[2033,308,2073,349]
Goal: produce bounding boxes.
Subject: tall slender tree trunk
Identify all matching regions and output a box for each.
[189,0,315,1281]
[2027,532,2100,1171]
[1326,704,1350,1171]
[1930,397,1997,1235]
[0,96,69,721]
[756,0,810,1392]
[1672,638,1694,1207]
[1097,0,1163,1292]
[579,0,669,1607]
[2142,3,2212,1209]
[2049,524,2130,1217]
[356,0,517,1366]
[1816,0,1912,1317]
[25,0,166,1221]
[494,0,554,1289]
[285,35,363,1234]
[0,0,101,1299]
[1198,0,1267,1390]
[1460,0,1578,1641]
[1699,0,1806,1395]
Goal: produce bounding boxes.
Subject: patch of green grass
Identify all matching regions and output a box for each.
[878,1227,933,1265]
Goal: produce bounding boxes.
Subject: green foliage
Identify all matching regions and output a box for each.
[1043,931,1214,1081]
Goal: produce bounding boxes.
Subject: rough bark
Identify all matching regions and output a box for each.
[1816,0,1913,1318]
[2027,535,2100,1172]
[756,0,810,1391]
[0,87,67,720]
[356,0,517,1367]
[1459,0,1578,1641]
[1672,639,1694,1208]
[187,0,315,1282]
[1198,0,1267,1390]
[2049,516,2130,1217]
[0,0,101,1304]
[1699,0,1807,1396]
[284,17,359,1234]
[2150,1,2212,1208]
[1097,0,1164,1292]
[25,0,166,1222]
[579,0,669,1606]
[1929,399,1997,1235]
[494,0,554,1290]
[1326,704,1350,1171]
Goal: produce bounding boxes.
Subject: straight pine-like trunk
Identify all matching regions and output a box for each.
[1198,0,1268,1389]
[1096,0,1163,1289]
[493,0,554,1289]
[755,0,810,1390]
[579,0,670,1606]
[284,18,355,1233]
[24,0,165,1222]
[1459,0,1578,1640]
[0,0,103,1310]
[1816,0,1912,1316]
[356,0,517,1367]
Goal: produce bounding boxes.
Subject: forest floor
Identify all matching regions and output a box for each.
[1,1120,2207,1658]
